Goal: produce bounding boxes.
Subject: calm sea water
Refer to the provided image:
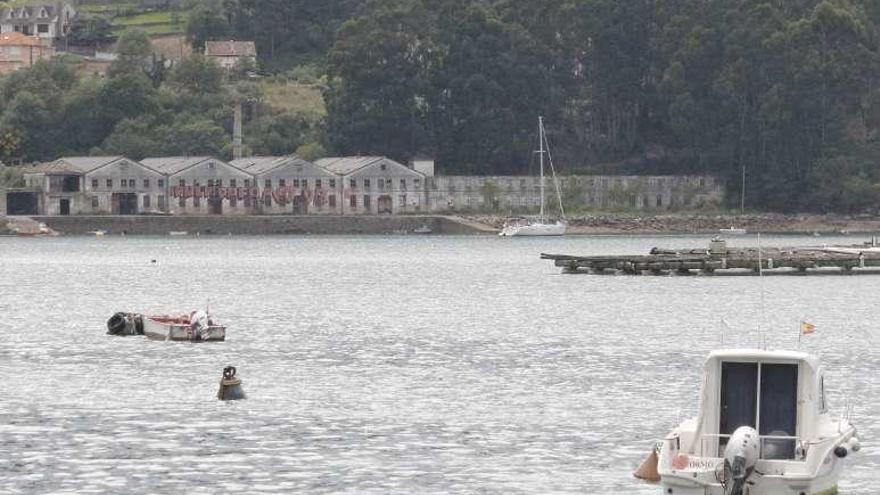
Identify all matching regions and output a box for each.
[0,234,877,494]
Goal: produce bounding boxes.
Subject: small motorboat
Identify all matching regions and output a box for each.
[412,224,432,234]
[88,230,106,237]
[719,226,747,235]
[168,231,189,236]
[107,310,225,342]
[638,349,860,494]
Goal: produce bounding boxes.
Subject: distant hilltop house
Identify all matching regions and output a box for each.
[204,40,256,70]
[0,1,76,39]
[0,32,54,73]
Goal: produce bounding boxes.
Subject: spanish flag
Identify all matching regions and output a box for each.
[800,321,816,336]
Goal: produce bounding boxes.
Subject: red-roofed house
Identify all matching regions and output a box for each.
[0,32,53,73]
[204,40,256,70]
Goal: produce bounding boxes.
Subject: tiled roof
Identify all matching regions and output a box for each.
[23,160,83,175]
[140,156,214,174]
[56,156,123,173]
[230,156,328,175]
[0,32,45,47]
[315,156,387,175]
[205,40,256,57]
[0,4,57,21]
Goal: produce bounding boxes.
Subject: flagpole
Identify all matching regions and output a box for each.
[757,233,766,350]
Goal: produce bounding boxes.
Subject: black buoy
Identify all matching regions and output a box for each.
[217,366,246,400]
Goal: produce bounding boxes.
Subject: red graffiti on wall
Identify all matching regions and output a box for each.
[169,186,334,205]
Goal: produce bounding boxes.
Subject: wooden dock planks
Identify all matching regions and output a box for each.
[541,242,880,275]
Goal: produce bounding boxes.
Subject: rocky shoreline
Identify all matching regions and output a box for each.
[469,213,880,235]
[4,213,880,237]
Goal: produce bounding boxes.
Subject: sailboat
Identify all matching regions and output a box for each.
[719,166,748,235]
[499,117,567,236]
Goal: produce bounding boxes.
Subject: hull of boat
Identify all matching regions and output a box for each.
[143,317,225,342]
[661,466,842,495]
[499,223,566,236]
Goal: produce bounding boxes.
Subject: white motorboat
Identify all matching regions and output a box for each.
[107,311,225,341]
[719,226,747,235]
[639,349,860,495]
[143,314,226,341]
[499,116,567,237]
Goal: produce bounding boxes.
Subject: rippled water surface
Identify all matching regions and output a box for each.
[1,234,878,493]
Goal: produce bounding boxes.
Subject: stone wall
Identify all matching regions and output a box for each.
[34,215,490,236]
[426,175,723,212]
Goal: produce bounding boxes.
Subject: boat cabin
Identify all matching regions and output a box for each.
[689,349,825,461]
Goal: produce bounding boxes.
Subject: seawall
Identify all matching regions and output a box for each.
[33,215,497,236]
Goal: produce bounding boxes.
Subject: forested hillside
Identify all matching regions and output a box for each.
[2,0,880,212]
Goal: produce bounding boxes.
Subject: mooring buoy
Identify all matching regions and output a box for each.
[217,366,246,400]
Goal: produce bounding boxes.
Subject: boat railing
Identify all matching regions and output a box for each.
[698,433,800,460]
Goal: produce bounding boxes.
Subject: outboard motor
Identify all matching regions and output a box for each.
[723,426,760,495]
[106,312,144,336]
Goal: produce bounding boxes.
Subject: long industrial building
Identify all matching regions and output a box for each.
[3,155,723,216]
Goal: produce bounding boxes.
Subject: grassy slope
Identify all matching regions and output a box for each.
[261,80,327,117]
[77,1,190,36]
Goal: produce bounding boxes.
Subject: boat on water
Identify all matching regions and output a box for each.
[107,310,225,341]
[412,224,432,234]
[13,222,57,237]
[168,231,189,236]
[88,230,106,237]
[499,217,567,236]
[637,349,860,495]
[499,116,567,237]
[719,226,747,235]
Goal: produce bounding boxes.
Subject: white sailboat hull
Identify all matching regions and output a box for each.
[499,222,566,236]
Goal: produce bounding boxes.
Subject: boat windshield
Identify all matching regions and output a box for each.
[719,361,798,459]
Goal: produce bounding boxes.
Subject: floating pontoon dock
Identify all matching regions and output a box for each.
[541,238,880,275]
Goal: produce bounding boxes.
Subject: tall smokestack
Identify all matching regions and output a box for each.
[233,101,243,160]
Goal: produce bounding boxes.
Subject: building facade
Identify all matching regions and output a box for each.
[230,156,339,215]
[316,157,427,215]
[427,174,723,213]
[141,156,255,215]
[0,32,54,73]
[10,154,724,217]
[79,157,166,215]
[21,156,166,215]
[0,2,76,39]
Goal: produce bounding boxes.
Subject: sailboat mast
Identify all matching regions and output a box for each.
[539,116,545,222]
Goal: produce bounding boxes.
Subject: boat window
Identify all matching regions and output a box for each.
[759,363,798,459]
[720,362,758,436]
[819,375,827,412]
[719,361,799,460]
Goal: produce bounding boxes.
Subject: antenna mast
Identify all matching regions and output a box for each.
[538,116,545,222]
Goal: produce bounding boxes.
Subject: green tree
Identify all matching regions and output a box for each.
[186,6,233,51]
[108,29,153,78]
[169,54,226,93]
[324,0,436,162]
